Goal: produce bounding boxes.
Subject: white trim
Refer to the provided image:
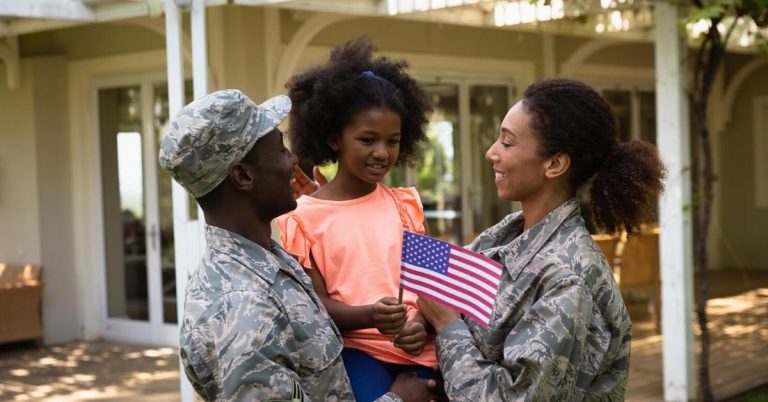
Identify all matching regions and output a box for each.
[102,319,178,346]
[0,0,96,21]
[755,97,768,209]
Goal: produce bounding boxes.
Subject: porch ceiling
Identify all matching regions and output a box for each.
[0,0,656,41]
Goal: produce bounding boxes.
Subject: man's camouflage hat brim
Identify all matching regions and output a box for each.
[158,90,291,198]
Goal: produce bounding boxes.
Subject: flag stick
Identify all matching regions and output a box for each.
[398,286,403,304]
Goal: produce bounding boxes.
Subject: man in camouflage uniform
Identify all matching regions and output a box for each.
[159,89,436,401]
[419,198,631,401]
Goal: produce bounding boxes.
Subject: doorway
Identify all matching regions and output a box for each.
[97,76,191,345]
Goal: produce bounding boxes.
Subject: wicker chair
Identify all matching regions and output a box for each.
[0,263,44,344]
[614,231,661,333]
[592,232,661,333]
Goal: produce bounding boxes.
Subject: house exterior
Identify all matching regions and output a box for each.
[0,1,766,401]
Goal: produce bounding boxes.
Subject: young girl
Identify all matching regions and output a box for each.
[275,37,436,402]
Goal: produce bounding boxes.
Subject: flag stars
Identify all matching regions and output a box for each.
[402,232,451,273]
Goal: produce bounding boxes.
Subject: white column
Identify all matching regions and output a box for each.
[191,0,208,99]
[165,1,196,401]
[654,2,697,401]
[191,0,208,255]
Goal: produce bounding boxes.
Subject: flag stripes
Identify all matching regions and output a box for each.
[399,231,503,329]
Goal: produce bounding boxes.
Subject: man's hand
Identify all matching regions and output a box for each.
[290,165,328,199]
[389,372,439,402]
[373,297,407,335]
[393,320,427,356]
[417,297,461,334]
[426,373,448,402]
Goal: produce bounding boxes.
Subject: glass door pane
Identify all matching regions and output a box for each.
[420,83,462,243]
[469,85,511,239]
[387,83,462,243]
[99,86,149,321]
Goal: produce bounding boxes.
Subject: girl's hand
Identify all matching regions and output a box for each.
[417,297,461,334]
[393,320,427,356]
[373,297,407,335]
[290,165,328,199]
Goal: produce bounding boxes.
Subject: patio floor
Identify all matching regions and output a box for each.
[0,270,766,401]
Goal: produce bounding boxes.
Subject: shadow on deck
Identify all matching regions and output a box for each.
[627,269,768,401]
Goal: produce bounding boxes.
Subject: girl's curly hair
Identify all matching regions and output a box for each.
[286,36,431,166]
[522,78,666,234]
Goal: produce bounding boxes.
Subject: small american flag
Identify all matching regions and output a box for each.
[400,231,503,329]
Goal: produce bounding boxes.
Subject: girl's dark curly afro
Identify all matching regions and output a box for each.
[286,36,431,166]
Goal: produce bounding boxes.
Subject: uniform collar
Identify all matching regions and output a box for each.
[205,224,291,284]
[472,198,581,280]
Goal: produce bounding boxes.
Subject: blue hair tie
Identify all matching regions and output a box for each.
[361,70,383,81]
[359,70,397,92]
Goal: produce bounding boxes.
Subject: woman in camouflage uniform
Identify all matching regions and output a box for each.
[418,78,665,401]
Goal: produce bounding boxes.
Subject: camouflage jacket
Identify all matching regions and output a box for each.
[435,198,631,402]
[180,225,403,402]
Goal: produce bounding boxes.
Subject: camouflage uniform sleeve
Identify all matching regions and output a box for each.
[436,273,592,401]
[190,290,313,401]
[375,392,404,402]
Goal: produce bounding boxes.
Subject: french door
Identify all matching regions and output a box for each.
[97,74,191,345]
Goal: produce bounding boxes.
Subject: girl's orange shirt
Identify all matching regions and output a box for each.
[275,183,437,367]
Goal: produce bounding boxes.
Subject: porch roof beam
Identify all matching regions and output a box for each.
[233,0,383,16]
[0,0,163,37]
[0,0,162,21]
[0,0,96,21]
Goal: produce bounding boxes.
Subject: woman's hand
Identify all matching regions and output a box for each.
[373,297,407,335]
[417,297,461,334]
[290,165,328,199]
[393,320,427,356]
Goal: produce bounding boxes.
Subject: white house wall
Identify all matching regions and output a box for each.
[0,62,40,265]
[31,56,80,344]
[0,57,80,344]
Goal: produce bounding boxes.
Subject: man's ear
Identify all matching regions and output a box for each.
[544,152,571,179]
[229,163,256,191]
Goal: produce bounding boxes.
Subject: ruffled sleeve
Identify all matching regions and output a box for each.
[274,213,316,269]
[391,187,426,235]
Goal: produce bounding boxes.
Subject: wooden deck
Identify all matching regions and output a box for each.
[626,270,768,401]
[0,271,765,401]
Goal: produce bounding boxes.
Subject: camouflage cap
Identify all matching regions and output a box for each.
[159,89,291,198]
